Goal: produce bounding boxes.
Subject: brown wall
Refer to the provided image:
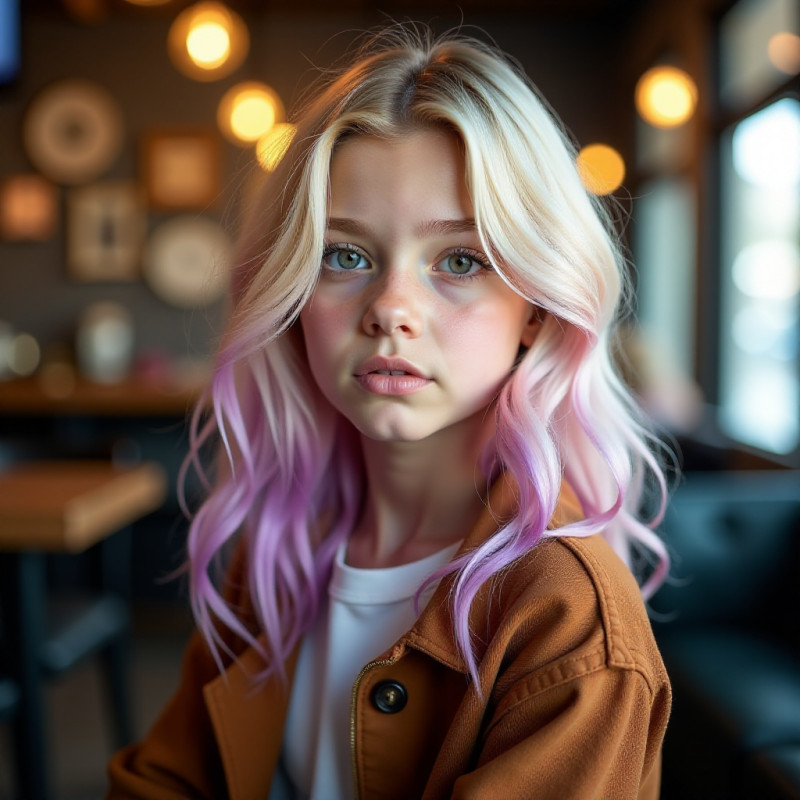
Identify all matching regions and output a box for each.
[0,5,638,361]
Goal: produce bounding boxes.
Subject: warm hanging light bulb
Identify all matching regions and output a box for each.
[232,94,273,141]
[167,2,248,82]
[186,20,231,70]
[217,81,285,146]
[635,66,698,128]
[576,143,626,195]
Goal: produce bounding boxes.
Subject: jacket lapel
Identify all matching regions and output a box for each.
[203,643,299,800]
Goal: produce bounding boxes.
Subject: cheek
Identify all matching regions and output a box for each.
[441,300,528,369]
[301,280,365,337]
[301,298,344,353]
[299,297,362,406]
[299,307,333,381]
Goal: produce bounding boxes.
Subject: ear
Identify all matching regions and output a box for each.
[519,305,543,349]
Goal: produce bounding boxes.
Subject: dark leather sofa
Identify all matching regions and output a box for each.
[651,470,800,800]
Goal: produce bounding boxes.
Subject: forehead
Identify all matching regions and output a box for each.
[327,128,472,221]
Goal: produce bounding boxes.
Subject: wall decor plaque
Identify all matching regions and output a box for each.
[141,128,222,211]
[67,181,145,281]
[0,174,58,241]
[143,216,230,308]
[23,79,124,185]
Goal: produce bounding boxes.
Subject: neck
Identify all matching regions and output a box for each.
[346,410,495,568]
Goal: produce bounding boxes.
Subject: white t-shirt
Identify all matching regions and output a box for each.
[270,540,461,800]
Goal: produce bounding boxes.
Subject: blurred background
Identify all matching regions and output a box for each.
[0,0,798,798]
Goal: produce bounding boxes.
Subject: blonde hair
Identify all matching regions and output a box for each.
[185,25,670,682]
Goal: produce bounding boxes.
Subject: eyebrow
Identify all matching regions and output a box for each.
[326,217,477,238]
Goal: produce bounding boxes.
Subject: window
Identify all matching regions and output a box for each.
[716,0,799,454]
[632,78,698,431]
[634,176,697,384]
[718,97,800,453]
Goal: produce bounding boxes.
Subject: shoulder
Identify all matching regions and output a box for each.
[481,534,667,697]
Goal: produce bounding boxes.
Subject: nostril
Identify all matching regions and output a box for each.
[363,305,418,336]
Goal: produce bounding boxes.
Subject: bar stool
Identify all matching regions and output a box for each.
[0,460,166,800]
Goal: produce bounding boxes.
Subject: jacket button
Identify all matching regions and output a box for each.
[371,680,408,713]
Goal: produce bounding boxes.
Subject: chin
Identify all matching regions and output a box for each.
[350,410,484,445]
[355,422,435,444]
[342,410,439,443]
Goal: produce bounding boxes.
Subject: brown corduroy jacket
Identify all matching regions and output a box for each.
[107,479,671,800]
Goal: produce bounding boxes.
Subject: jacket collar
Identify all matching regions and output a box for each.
[402,475,584,672]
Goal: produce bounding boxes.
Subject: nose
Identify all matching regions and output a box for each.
[361,271,424,338]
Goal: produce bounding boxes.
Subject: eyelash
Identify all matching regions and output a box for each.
[321,242,368,268]
[440,247,494,279]
[321,243,494,280]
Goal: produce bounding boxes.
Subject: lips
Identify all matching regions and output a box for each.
[354,356,432,396]
[354,356,429,380]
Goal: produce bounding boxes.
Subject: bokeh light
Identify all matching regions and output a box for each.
[576,143,626,195]
[186,21,231,70]
[732,305,798,360]
[768,32,800,76]
[732,97,800,186]
[635,66,698,128]
[8,333,41,377]
[168,2,248,82]
[218,82,284,146]
[732,240,800,300]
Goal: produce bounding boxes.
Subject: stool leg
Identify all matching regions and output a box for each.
[0,552,51,800]
[102,637,133,749]
[99,527,134,748]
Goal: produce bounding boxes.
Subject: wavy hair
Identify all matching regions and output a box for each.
[182,25,671,684]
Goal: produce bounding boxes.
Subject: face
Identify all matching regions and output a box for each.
[299,127,538,444]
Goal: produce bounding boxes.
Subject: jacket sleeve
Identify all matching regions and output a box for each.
[105,630,228,800]
[106,543,255,799]
[451,660,670,800]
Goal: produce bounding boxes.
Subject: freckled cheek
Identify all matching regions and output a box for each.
[300,299,358,370]
[303,282,366,327]
[436,303,525,371]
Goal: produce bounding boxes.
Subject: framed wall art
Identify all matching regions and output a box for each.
[67,181,145,281]
[0,174,58,241]
[142,215,230,308]
[23,79,124,185]
[141,128,222,212]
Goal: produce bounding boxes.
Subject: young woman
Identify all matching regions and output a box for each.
[108,25,671,800]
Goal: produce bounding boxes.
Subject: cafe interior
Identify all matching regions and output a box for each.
[0,0,798,797]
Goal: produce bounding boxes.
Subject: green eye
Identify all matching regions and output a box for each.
[447,254,475,274]
[323,247,368,272]
[336,250,363,269]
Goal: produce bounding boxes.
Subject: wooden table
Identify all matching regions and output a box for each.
[0,460,167,552]
[0,375,204,417]
[0,460,167,800]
